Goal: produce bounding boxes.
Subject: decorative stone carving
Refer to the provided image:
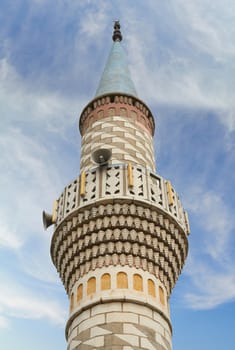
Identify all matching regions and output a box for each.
[51,200,188,296]
[54,165,190,237]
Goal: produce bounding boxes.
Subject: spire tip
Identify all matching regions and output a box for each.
[112,21,122,42]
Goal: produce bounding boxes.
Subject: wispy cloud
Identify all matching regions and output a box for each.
[0,315,10,330]
[0,58,82,135]
[0,126,59,239]
[181,185,235,309]
[185,187,234,260]
[79,2,109,39]
[0,216,22,250]
[0,57,80,285]
[116,1,235,133]
[0,281,66,327]
[176,0,235,60]
[184,258,235,309]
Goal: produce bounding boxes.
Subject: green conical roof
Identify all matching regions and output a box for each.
[95,22,138,98]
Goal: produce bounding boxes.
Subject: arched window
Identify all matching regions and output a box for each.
[133,274,143,291]
[77,284,83,303]
[87,277,96,295]
[141,115,146,124]
[117,272,128,289]
[148,279,156,298]
[108,108,115,117]
[98,110,104,118]
[101,273,111,290]
[70,292,74,312]
[131,111,137,119]
[120,107,127,117]
[159,286,165,305]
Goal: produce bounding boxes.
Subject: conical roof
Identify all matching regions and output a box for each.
[95,22,138,98]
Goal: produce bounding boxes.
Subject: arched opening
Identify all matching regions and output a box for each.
[77,284,83,302]
[108,108,115,117]
[98,110,104,118]
[101,273,111,290]
[70,292,74,312]
[159,286,165,305]
[148,279,156,298]
[133,274,143,291]
[120,107,127,117]
[117,272,128,289]
[87,277,96,295]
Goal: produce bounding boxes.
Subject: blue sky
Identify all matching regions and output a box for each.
[0,1,235,349]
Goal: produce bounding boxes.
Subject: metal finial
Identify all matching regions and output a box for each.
[112,21,122,42]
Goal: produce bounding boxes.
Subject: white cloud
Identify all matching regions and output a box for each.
[118,1,235,132]
[185,187,234,260]
[0,127,59,241]
[17,238,62,284]
[176,0,235,60]
[79,2,109,39]
[0,315,9,329]
[0,216,22,250]
[0,57,79,283]
[180,184,235,309]
[184,258,235,309]
[219,109,235,134]
[0,58,81,135]
[0,58,77,243]
[0,127,64,283]
[0,281,66,326]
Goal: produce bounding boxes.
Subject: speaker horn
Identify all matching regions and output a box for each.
[92,148,112,165]
[42,210,53,230]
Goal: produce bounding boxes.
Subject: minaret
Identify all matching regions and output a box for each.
[45,22,190,350]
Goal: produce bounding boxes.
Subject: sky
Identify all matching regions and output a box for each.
[0,1,235,349]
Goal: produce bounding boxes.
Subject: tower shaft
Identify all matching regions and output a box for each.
[48,23,189,350]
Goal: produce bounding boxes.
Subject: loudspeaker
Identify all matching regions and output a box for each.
[92,148,112,165]
[42,210,53,230]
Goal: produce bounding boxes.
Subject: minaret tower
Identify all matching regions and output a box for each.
[45,22,190,350]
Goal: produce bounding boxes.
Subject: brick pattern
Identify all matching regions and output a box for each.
[79,94,155,137]
[80,115,155,172]
[66,302,172,350]
[51,201,188,295]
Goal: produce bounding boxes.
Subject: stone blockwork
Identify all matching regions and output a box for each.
[49,25,190,349]
[80,115,155,172]
[51,163,189,350]
[68,266,170,325]
[66,301,172,350]
[79,93,155,172]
